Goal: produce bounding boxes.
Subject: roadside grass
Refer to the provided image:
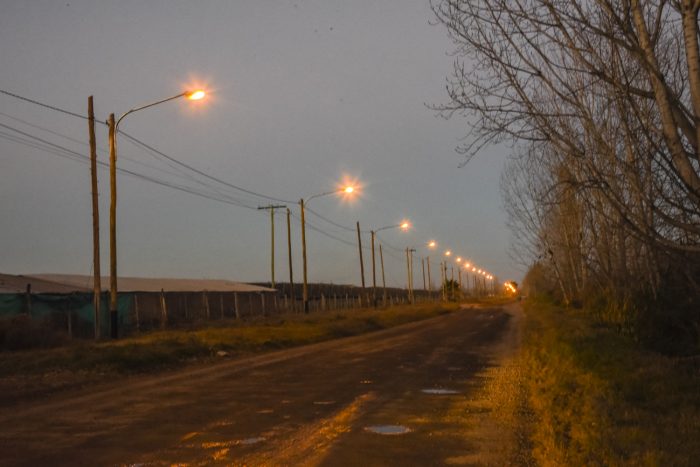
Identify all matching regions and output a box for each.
[0,302,459,379]
[522,297,700,466]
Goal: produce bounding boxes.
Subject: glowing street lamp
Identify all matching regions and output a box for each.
[299,184,358,313]
[445,250,452,257]
[107,89,206,339]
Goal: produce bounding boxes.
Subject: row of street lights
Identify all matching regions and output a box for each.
[97,87,499,338]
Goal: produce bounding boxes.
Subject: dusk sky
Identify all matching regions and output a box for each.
[0,0,518,288]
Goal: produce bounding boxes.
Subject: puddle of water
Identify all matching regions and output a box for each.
[421,388,460,395]
[257,409,274,414]
[241,437,266,445]
[313,401,336,405]
[364,425,412,435]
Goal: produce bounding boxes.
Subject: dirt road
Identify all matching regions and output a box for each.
[0,303,525,466]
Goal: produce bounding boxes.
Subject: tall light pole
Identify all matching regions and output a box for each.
[108,89,205,338]
[370,221,410,307]
[299,185,356,313]
[258,204,286,289]
[426,240,437,299]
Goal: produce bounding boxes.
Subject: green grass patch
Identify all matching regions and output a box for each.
[522,297,700,466]
[0,302,459,378]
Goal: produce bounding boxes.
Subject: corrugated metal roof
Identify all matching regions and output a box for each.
[1,274,276,294]
[0,273,91,294]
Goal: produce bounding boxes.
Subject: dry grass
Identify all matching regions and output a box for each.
[0,302,458,378]
[522,297,700,466]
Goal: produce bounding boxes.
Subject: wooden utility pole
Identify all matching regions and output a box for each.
[379,243,386,306]
[300,199,309,313]
[258,204,286,289]
[356,221,366,292]
[108,113,118,339]
[421,258,426,292]
[371,230,377,307]
[405,248,411,302]
[286,208,294,308]
[88,96,101,340]
[409,248,416,303]
[427,256,432,296]
[441,261,446,301]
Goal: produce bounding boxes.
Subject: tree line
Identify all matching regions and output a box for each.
[432,0,700,353]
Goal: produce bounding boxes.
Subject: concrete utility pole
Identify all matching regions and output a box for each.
[286,208,294,307]
[88,96,101,340]
[258,204,286,289]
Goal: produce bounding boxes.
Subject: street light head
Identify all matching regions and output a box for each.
[400,220,411,231]
[445,250,451,257]
[456,257,462,263]
[186,90,206,100]
[465,262,471,268]
[428,240,436,249]
[344,186,354,193]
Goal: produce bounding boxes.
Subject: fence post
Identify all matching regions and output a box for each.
[160,289,168,329]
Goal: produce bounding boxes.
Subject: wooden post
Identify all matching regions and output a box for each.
[356,221,366,291]
[66,298,72,339]
[159,289,167,329]
[134,295,140,333]
[220,293,224,319]
[88,96,101,340]
[261,294,266,316]
[234,292,240,319]
[203,291,210,320]
[422,258,426,292]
